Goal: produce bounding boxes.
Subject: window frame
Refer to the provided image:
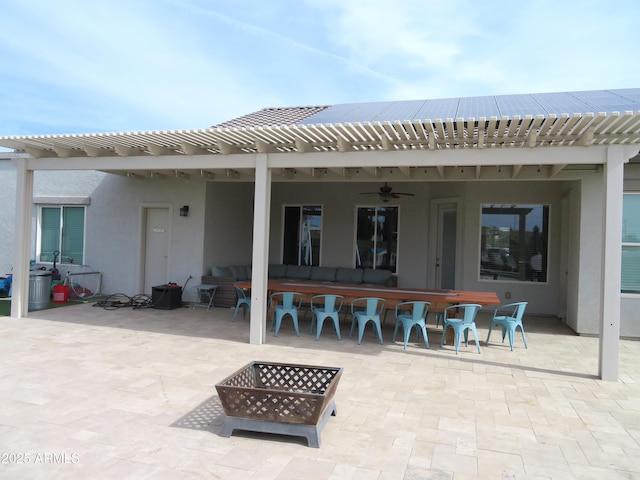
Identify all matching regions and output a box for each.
[36,205,86,265]
[622,192,640,295]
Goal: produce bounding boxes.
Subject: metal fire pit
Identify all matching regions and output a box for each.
[215,361,343,447]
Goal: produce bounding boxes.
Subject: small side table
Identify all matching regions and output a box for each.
[193,284,217,310]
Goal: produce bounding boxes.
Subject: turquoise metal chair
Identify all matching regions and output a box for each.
[486,301,528,350]
[393,301,431,349]
[440,303,482,354]
[350,297,385,345]
[232,287,251,322]
[270,292,303,336]
[309,294,343,340]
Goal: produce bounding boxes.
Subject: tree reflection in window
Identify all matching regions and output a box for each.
[356,206,398,273]
[480,204,548,282]
[283,205,322,266]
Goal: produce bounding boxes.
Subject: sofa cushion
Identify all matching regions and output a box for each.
[269,264,287,278]
[310,266,337,282]
[286,264,312,280]
[211,266,231,277]
[363,268,392,286]
[336,267,364,284]
[243,265,252,280]
[229,265,248,281]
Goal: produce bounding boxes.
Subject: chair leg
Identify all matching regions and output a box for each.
[419,325,429,348]
[454,328,463,354]
[316,316,326,341]
[470,325,481,353]
[486,322,494,345]
[309,312,316,335]
[374,321,383,345]
[440,325,448,346]
[292,312,300,336]
[274,311,283,336]
[402,324,411,349]
[393,321,401,343]
[507,326,515,351]
[357,320,366,345]
[519,325,528,349]
[331,313,341,340]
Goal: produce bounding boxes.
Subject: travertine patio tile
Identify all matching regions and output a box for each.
[0,305,639,478]
[429,443,478,475]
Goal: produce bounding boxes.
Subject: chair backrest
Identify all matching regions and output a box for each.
[397,301,430,321]
[352,297,385,316]
[445,303,482,324]
[235,287,247,300]
[503,301,528,321]
[311,294,343,312]
[270,291,302,309]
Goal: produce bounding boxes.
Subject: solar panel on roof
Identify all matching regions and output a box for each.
[413,98,460,120]
[614,88,640,105]
[571,90,640,113]
[495,95,548,117]
[457,96,500,119]
[296,88,640,126]
[530,92,594,115]
[369,100,426,122]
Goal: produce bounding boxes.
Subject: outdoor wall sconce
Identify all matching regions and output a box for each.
[179,206,189,217]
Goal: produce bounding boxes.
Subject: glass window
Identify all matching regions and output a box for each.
[480,204,549,282]
[39,206,85,265]
[622,193,640,294]
[282,205,322,265]
[356,206,398,273]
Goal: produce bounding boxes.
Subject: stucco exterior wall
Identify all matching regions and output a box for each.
[87,174,207,301]
[204,182,254,269]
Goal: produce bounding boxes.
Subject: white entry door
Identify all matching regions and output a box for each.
[435,201,459,290]
[143,207,170,294]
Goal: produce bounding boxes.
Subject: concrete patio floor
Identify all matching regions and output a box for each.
[1,302,639,479]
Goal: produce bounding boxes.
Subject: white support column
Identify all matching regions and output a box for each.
[10,157,34,318]
[249,154,272,344]
[599,146,625,381]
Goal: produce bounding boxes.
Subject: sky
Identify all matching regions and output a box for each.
[0,0,638,136]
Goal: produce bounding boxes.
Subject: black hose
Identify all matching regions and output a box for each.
[93,293,154,310]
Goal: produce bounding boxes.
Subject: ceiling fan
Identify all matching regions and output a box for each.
[359,182,415,203]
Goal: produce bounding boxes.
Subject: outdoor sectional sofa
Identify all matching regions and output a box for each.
[201,264,396,308]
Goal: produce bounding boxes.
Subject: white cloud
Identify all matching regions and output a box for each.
[0,0,637,135]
